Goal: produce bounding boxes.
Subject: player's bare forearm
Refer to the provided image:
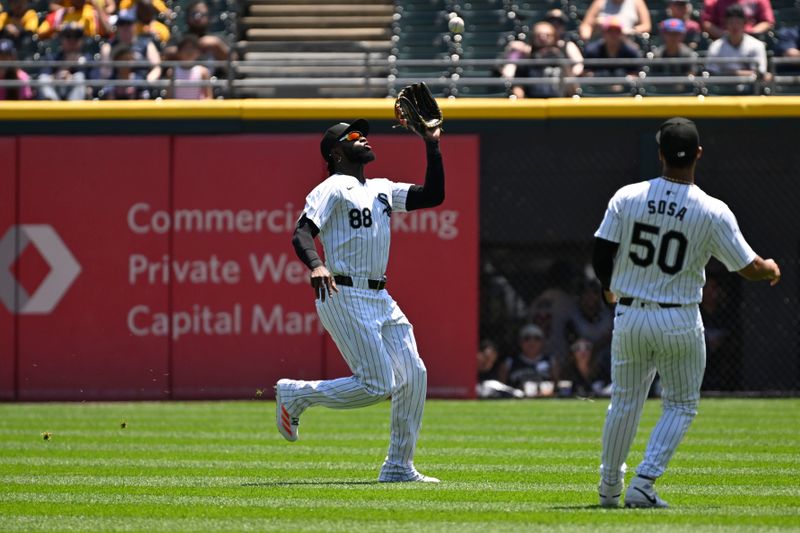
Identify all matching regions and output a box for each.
[738,256,781,286]
[423,126,441,142]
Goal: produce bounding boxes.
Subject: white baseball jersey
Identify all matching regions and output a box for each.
[597,176,758,491]
[595,177,756,304]
[303,173,412,279]
[282,171,430,482]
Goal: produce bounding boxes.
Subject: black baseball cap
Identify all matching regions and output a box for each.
[725,3,746,19]
[656,117,699,164]
[320,119,370,162]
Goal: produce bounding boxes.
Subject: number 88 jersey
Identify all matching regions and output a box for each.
[594,177,756,304]
[302,173,413,279]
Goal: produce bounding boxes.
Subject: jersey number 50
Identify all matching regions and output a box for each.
[629,222,688,275]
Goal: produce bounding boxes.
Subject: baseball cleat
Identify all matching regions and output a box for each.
[598,478,624,508]
[378,468,440,483]
[624,476,669,508]
[275,380,299,442]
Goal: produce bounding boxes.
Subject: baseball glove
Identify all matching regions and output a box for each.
[393,82,443,137]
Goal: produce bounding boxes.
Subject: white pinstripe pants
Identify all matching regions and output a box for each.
[288,286,427,474]
[600,303,706,483]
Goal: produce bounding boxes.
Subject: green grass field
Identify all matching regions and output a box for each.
[1,398,798,532]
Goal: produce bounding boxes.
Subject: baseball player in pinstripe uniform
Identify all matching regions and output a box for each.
[277,118,444,483]
[593,118,781,508]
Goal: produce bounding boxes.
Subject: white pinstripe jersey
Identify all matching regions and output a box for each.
[303,173,412,279]
[595,177,756,304]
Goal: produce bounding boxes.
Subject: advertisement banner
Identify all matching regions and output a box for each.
[170,135,478,399]
[5,133,478,400]
[17,137,171,400]
[0,138,15,399]
[169,135,328,399]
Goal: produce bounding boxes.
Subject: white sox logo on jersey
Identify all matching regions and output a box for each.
[377,193,392,217]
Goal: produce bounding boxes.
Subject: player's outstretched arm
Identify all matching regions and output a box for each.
[738,256,781,286]
[405,135,445,211]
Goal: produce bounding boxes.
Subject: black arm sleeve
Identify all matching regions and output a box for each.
[405,140,445,211]
[291,215,323,270]
[592,237,619,291]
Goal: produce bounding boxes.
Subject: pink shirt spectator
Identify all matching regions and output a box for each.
[702,0,774,34]
[0,68,33,100]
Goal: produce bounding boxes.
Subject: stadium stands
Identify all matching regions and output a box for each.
[237,0,393,96]
[1,0,799,97]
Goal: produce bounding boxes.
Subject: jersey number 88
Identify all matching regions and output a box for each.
[349,208,373,229]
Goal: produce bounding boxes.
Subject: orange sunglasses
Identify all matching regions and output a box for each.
[338,131,364,142]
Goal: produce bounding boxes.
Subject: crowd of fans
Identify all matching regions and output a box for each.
[478,277,615,399]
[478,260,742,399]
[501,0,800,96]
[0,0,233,99]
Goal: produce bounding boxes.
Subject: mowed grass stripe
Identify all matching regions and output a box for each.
[2,490,800,514]
[2,456,800,481]
[1,399,798,532]
[2,476,799,499]
[2,516,793,533]
[3,444,799,468]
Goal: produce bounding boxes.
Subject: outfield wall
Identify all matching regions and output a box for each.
[0,97,797,399]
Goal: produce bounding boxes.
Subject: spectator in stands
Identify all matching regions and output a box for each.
[49,0,116,17]
[702,0,774,39]
[38,22,95,100]
[185,0,230,61]
[528,260,578,370]
[503,21,581,97]
[478,339,502,383]
[0,38,33,99]
[544,8,584,76]
[167,34,211,99]
[665,0,702,40]
[583,16,643,84]
[502,324,557,397]
[135,0,169,46]
[0,0,39,45]
[559,338,612,397]
[98,9,161,85]
[101,42,151,99]
[650,18,699,76]
[706,4,768,79]
[163,0,234,78]
[118,0,172,18]
[579,0,652,41]
[776,25,800,73]
[477,339,524,399]
[565,279,613,364]
[38,0,109,39]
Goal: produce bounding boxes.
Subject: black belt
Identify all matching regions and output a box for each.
[333,275,386,290]
[618,297,682,309]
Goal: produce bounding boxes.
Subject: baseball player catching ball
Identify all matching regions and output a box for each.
[593,117,781,508]
[277,99,444,483]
